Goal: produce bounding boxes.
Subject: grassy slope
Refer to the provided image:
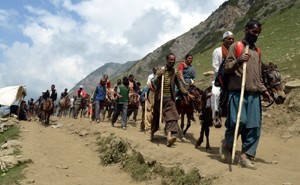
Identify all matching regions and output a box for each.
[193,2,300,89]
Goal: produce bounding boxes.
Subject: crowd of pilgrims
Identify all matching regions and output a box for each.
[15,20,274,170]
[20,73,152,126]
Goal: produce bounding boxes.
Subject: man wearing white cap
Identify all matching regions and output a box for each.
[76,85,87,98]
[211,31,234,128]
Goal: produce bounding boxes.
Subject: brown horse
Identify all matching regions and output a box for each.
[195,62,286,151]
[76,94,90,118]
[101,91,116,121]
[127,93,140,120]
[40,98,53,125]
[176,85,203,140]
[32,102,40,117]
[57,97,70,118]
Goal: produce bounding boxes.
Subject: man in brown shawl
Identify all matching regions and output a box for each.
[151,53,194,147]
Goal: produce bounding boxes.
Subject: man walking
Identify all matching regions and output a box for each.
[111,76,130,130]
[220,20,271,169]
[93,79,107,123]
[151,53,194,147]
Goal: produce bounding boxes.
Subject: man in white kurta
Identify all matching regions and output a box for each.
[211,31,234,127]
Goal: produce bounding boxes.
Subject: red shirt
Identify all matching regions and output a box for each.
[178,62,187,71]
[106,81,111,89]
[76,89,86,98]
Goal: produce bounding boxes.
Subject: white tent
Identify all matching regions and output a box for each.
[0,86,27,106]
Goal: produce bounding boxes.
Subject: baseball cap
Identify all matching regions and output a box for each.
[223,31,234,39]
[79,85,83,88]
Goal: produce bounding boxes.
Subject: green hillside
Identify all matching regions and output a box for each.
[193,2,300,89]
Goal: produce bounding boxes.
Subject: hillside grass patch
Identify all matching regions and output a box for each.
[0,125,20,144]
[193,2,300,89]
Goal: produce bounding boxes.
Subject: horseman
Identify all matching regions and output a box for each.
[177,53,196,121]
[76,85,87,98]
[151,53,194,147]
[44,84,57,114]
[57,88,70,117]
[211,31,235,128]
[60,88,69,99]
[73,85,86,119]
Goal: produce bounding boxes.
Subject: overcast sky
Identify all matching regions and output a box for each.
[0,0,226,100]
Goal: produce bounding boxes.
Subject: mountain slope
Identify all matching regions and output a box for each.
[74,0,299,92]
[70,60,137,94]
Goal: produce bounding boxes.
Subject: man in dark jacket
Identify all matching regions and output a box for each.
[93,79,107,123]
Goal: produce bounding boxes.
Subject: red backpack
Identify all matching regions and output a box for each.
[235,41,261,58]
[215,41,261,89]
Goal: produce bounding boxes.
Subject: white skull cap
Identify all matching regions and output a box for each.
[223,31,234,39]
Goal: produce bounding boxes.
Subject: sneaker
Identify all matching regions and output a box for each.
[219,139,231,161]
[238,158,257,170]
[122,126,127,130]
[96,119,100,123]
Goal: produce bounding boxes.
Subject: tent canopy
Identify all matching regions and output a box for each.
[0,86,27,106]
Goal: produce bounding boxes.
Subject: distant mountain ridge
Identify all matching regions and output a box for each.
[72,0,298,93]
[70,60,137,95]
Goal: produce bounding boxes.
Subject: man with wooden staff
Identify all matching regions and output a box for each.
[219,20,271,169]
[151,53,194,147]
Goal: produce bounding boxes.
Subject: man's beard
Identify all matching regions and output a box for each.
[245,33,257,44]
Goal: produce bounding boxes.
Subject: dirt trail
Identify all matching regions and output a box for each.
[19,118,155,185]
[18,113,300,185]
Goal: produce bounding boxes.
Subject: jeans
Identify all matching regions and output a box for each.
[112,102,128,127]
[95,100,104,120]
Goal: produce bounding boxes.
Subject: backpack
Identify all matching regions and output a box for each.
[214,41,260,116]
[214,41,261,89]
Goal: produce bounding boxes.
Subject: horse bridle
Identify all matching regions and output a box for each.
[263,68,281,88]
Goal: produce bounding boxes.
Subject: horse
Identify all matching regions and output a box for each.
[127,93,140,122]
[73,94,89,119]
[101,90,116,121]
[32,102,40,117]
[57,97,70,118]
[40,98,53,125]
[195,62,286,151]
[77,94,90,118]
[176,85,203,140]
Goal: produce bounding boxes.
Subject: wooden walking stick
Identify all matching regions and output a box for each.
[159,72,165,125]
[89,89,95,122]
[144,92,148,125]
[231,45,249,164]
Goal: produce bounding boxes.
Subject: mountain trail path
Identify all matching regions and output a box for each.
[18,113,300,185]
